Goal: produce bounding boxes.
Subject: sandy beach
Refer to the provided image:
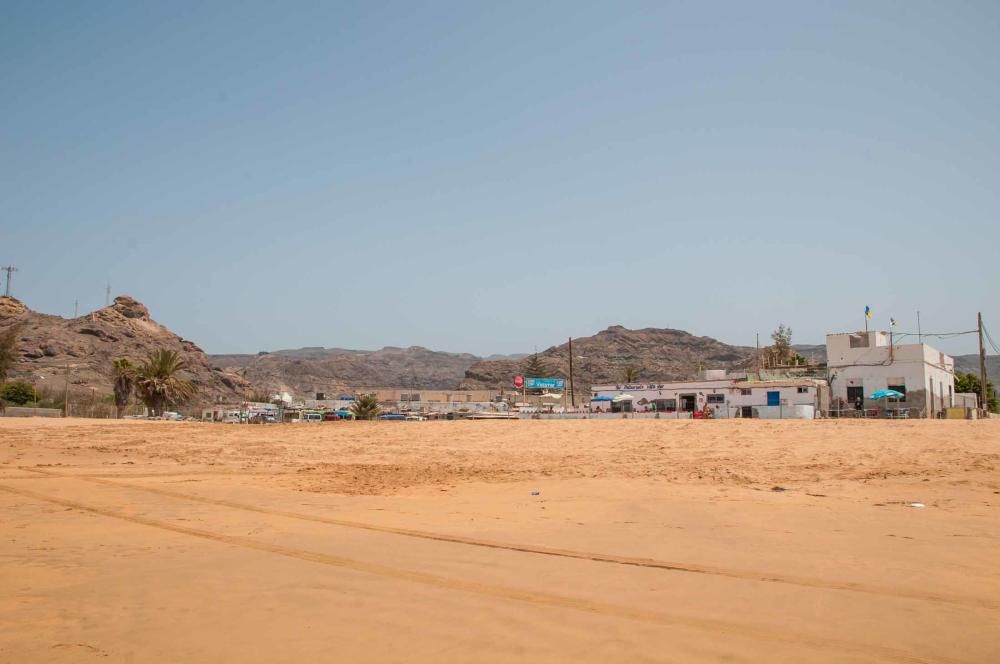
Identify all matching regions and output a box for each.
[1,418,998,663]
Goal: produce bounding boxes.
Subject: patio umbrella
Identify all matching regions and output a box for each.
[869,389,904,400]
[591,395,613,402]
[611,394,634,402]
[869,389,904,416]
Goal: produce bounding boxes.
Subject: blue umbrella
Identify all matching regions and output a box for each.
[870,389,904,400]
[591,395,613,401]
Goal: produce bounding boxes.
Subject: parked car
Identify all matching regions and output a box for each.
[323,412,341,421]
[301,413,323,423]
[404,414,426,421]
[335,410,355,420]
[379,413,406,421]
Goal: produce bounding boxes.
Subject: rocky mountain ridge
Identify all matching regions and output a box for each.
[208,346,482,395]
[460,326,756,394]
[0,295,250,404]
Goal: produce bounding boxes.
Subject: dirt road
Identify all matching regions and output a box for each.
[1,418,998,662]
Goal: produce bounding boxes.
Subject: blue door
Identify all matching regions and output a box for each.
[767,391,780,406]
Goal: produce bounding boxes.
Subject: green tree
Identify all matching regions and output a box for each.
[622,366,641,383]
[759,323,803,368]
[135,350,196,416]
[522,353,549,378]
[111,358,135,419]
[0,380,35,406]
[0,325,21,383]
[954,371,998,413]
[350,393,381,420]
[771,324,793,363]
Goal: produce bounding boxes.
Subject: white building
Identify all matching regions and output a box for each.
[590,371,826,419]
[825,330,955,417]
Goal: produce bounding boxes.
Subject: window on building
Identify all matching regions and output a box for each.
[887,384,906,402]
[653,399,676,411]
[740,388,752,396]
[797,386,809,394]
[847,385,864,403]
[707,394,725,404]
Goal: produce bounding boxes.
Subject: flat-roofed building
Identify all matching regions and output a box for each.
[825,330,955,417]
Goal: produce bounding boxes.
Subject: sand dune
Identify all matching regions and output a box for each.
[1,418,998,662]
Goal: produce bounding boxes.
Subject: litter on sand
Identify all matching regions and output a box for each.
[531,491,540,496]
[909,502,926,508]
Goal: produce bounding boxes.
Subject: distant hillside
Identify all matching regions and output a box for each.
[0,295,250,404]
[460,325,754,394]
[211,327,756,397]
[208,346,481,395]
[955,354,1000,378]
[791,344,827,363]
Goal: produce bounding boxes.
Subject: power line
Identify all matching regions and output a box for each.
[891,330,978,341]
[982,324,1000,355]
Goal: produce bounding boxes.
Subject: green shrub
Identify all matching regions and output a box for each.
[0,381,35,405]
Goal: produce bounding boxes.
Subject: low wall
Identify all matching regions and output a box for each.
[752,405,816,419]
[1,407,63,418]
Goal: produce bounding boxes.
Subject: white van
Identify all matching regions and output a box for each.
[301,413,323,423]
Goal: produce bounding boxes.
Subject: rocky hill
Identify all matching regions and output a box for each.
[208,346,481,396]
[460,326,755,394]
[0,295,250,404]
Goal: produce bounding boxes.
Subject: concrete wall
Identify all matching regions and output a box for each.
[355,388,501,403]
[1,407,62,417]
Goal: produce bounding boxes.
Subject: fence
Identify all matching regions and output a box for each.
[66,403,147,419]
[1,406,63,418]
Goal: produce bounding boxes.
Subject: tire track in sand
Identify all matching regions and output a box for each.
[18,467,1000,612]
[0,481,954,664]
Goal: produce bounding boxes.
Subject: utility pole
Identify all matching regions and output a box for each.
[755,333,760,374]
[74,300,78,318]
[567,337,575,408]
[106,283,111,306]
[978,312,988,414]
[2,265,16,297]
[917,311,922,344]
[63,362,72,418]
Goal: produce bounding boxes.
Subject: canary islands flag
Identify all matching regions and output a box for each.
[865,305,872,319]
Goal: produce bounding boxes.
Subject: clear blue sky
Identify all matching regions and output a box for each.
[3,1,998,356]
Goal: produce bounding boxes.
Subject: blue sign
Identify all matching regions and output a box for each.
[525,378,565,390]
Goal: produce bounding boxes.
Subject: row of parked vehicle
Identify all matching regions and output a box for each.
[301,410,355,422]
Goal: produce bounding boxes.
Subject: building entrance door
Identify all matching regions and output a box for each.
[767,391,780,407]
[680,394,696,412]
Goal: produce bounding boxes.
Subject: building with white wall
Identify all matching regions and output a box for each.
[590,372,826,419]
[825,330,955,417]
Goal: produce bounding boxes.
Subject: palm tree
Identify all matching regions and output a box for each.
[112,358,135,418]
[350,393,381,420]
[135,349,196,416]
[622,366,641,383]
